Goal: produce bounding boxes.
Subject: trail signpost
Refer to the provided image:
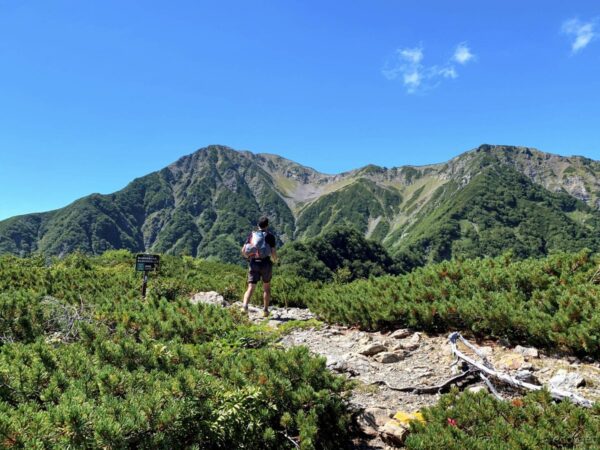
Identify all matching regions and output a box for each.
[135,254,160,298]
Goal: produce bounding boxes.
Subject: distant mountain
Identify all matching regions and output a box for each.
[1,144,599,267]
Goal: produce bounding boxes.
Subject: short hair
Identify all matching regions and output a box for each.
[258,216,269,229]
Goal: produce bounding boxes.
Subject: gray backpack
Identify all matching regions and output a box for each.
[244,230,271,259]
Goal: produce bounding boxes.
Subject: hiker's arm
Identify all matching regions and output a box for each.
[271,247,278,263]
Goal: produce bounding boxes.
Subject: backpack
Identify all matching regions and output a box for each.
[243,230,272,259]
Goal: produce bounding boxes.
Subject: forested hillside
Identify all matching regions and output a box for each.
[1,144,599,269]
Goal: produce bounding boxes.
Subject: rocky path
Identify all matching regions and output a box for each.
[192,293,600,449]
[265,305,600,449]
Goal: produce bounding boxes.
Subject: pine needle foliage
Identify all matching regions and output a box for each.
[308,250,600,356]
[0,251,351,449]
[405,389,600,449]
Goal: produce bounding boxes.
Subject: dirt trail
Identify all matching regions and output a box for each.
[194,294,600,449]
[262,305,600,449]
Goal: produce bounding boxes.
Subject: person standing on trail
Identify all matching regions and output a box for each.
[241,216,278,317]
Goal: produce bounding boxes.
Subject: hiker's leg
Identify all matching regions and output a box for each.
[243,283,256,308]
[262,282,271,311]
[261,262,273,312]
[244,261,260,308]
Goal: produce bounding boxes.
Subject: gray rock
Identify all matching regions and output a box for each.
[325,355,348,372]
[549,369,585,390]
[358,342,388,356]
[515,345,539,358]
[515,370,538,384]
[358,334,373,346]
[190,291,229,307]
[478,346,493,357]
[375,352,404,364]
[467,385,488,394]
[395,333,421,351]
[380,420,409,446]
[389,329,412,339]
[355,407,391,437]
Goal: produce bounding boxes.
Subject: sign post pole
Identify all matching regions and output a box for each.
[135,254,160,299]
[142,271,149,298]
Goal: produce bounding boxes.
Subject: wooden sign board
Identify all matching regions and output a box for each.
[135,254,160,272]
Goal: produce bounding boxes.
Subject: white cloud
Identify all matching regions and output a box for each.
[382,43,473,94]
[453,43,475,64]
[381,46,425,92]
[403,70,422,92]
[437,66,458,79]
[562,18,597,53]
[400,47,424,64]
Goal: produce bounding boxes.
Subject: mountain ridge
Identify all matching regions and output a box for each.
[1,144,599,266]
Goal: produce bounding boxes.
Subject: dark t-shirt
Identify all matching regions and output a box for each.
[245,230,276,261]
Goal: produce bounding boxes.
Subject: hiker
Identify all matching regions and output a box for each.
[241,216,278,317]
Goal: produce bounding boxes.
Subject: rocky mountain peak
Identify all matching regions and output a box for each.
[0,144,598,262]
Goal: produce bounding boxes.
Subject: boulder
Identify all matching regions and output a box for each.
[467,385,488,394]
[375,351,404,364]
[514,369,538,384]
[380,411,424,446]
[357,334,372,346]
[478,346,493,358]
[515,345,539,358]
[326,356,348,372]
[190,291,229,307]
[496,353,525,370]
[395,333,421,351]
[358,342,387,356]
[380,420,409,446]
[355,407,391,437]
[389,329,412,339]
[549,369,585,390]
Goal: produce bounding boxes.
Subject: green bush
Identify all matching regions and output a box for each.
[278,226,400,282]
[0,252,351,449]
[406,389,600,449]
[308,250,600,356]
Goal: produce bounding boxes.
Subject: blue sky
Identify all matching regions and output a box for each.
[1,0,599,220]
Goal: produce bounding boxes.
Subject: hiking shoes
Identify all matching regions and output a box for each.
[262,309,270,318]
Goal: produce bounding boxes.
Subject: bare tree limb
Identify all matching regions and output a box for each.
[589,266,600,284]
[278,431,300,449]
[41,295,94,342]
[371,370,478,394]
[480,374,503,400]
[448,332,594,408]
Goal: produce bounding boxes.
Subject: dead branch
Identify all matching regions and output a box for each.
[480,374,503,400]
[278,431,300,449]
[41,295,94,342]
[589,266,600,284]
[448,332,594,408]
[0,333,15,344]
[372,369,478,394]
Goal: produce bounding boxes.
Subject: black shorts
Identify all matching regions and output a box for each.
[247,259,273,284]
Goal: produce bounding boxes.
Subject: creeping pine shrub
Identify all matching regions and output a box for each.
[405,389,600,450]
[309,250,600,356]
[0,252,352,449]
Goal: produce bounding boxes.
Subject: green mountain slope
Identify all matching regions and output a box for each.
[295,178,402,240]
[1,144,599,265]
[391,164,600,268]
